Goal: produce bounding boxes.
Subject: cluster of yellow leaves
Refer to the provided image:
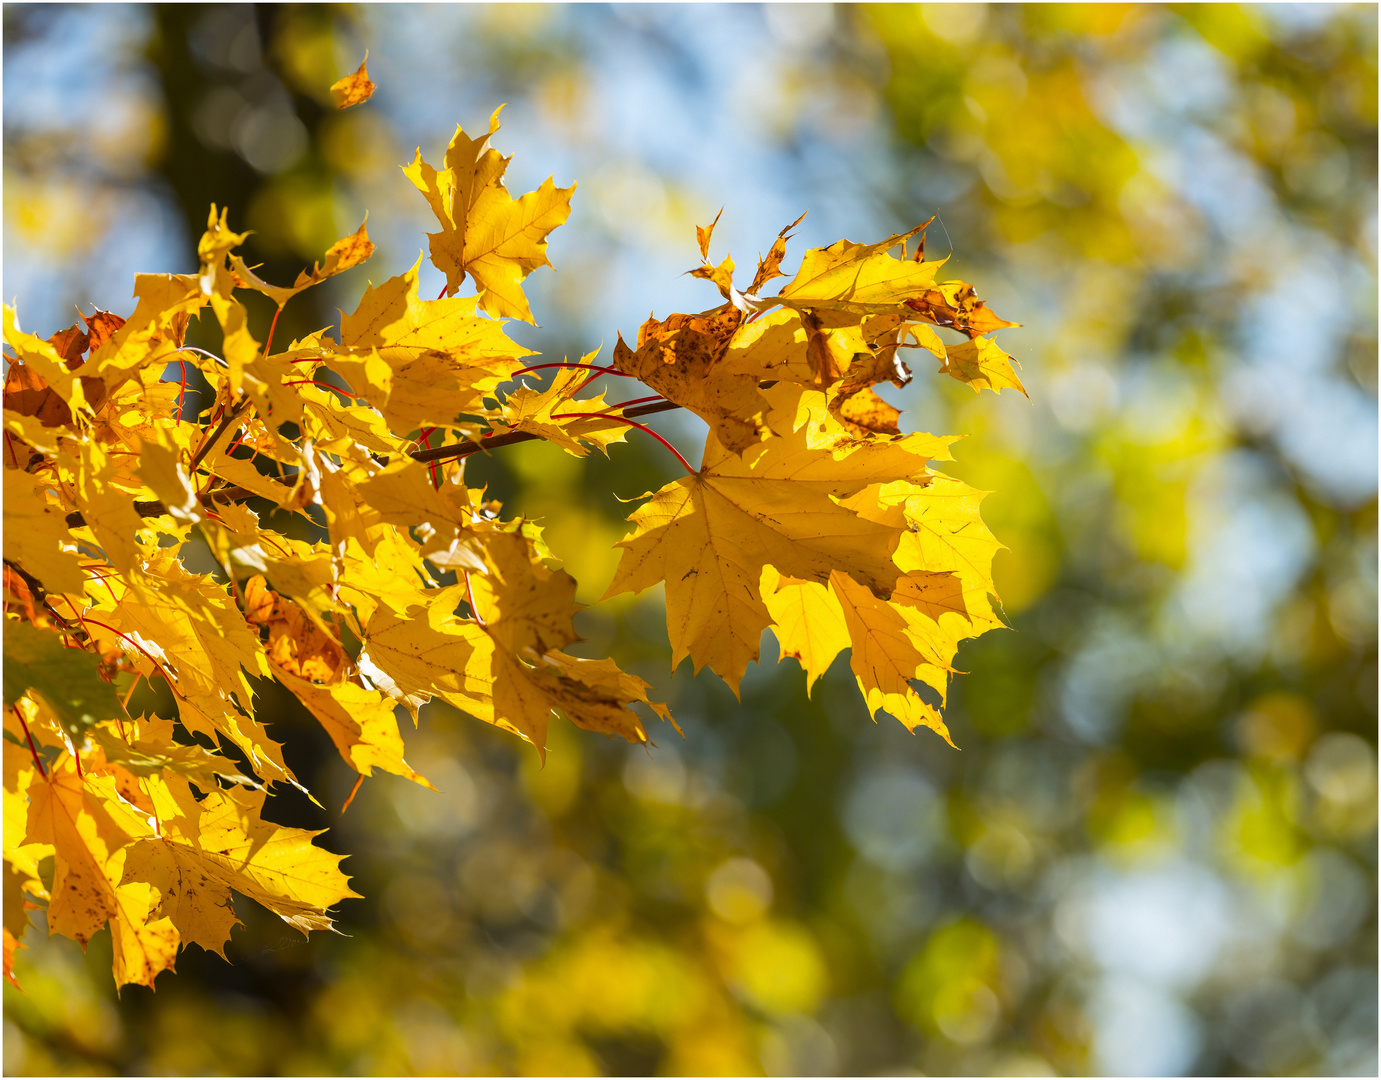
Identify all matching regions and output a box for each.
[2,105,1019,992]
[607,214,1021,731]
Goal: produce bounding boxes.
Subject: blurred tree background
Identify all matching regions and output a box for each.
[3,3,1376,1075]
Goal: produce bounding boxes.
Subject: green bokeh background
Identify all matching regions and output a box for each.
[3,4,1376,1075]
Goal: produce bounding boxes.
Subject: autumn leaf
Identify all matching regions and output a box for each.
[353,459,490,572]
[605,391,945,691]
[403,108,575,322]
[269,671,432,788]
[904,281,1020,339]
[748,211,808,295]
[330,52,375,109]
[3,468,87,596]
[24,759,180,989]
[242,575,349,684]
[127,772,359,949]
[87,714,256,793]
[611,304,765,453]
[761,566,850,692]
[776,226,946,317]
[939,335,1028,396]
[361,531,669,756]
[232,218,375,308]
[334,255,532,429]
[467,530,580,656]
[829,570,955,745]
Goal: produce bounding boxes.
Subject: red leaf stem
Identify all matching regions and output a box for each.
[549,412,696,475]
[14,705,47,780]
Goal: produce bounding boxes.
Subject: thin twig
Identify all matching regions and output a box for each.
[189,395,251,474]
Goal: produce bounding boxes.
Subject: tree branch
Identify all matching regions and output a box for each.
[61,399,686,527]
[412,399,680,463]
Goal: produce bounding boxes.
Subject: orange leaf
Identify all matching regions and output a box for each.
[330,53,375,109]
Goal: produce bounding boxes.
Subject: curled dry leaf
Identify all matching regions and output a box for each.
[330,52,375,109]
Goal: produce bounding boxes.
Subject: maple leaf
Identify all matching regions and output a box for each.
[353,459,490,572]
[690,210,737,299]
[760,566,849,692]
[939,336,1028,396]
[775,226,946,318]
[611,304,766,453]
[361,531,668,755]
[3,307,95,421]
[3,332,109,428]
[125,772,359,952]
[274,671,432,788]
[748,212,809,295]
[23,759,180,988]
[904,281,1020,339]
[232,218,375,308]
[242,575,349,683]
[83,566,300,792]
[330,52,375,109]
[605,391,947,691]
[828,570,955,744]
[403,108,575,322]
[3,468,87,596]
[334,256,533,429]
[87,714,256,793]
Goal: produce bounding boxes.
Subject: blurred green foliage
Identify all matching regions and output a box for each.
[4,3,1375,1075]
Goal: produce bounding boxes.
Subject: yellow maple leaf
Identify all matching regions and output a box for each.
[438,635,670,755]
[23,759,180,989]
[361,531,668,755]
[87,713,255,794]
[232,218,374,308]
[3,469,87,597]
[272,671,432,788]
[761,566,850,693]
[336,528,441,631]
[605,392,943,691]
[335,255,532,429]
[67,440,148,577]
[940,336,1028,396]
[354,459,490,572]
[467,530,580,656]
[776,227,946,317]
[84,568,300,791]
[402,108,575,322]
[127,772,359,951]
[829,570,955,745]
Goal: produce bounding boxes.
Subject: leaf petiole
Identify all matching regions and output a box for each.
[549,411,697,475]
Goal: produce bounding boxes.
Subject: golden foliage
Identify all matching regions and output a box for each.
[2,97,1017,990]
